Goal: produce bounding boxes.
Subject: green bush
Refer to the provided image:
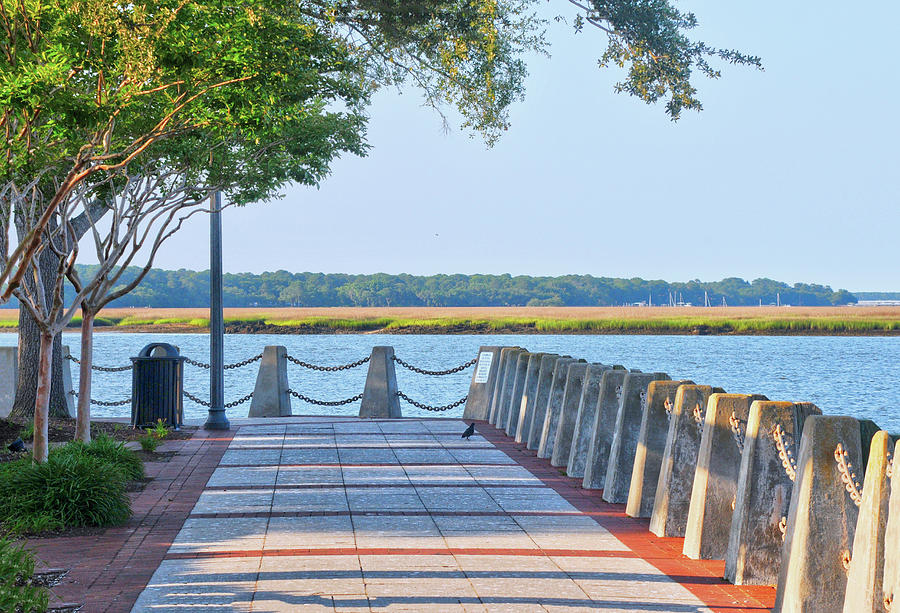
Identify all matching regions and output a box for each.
[0,536,49,613]
[0,454,131,534]
[138,434,160,453]
[52,434,144,481]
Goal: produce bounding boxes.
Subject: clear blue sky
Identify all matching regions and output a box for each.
[125,1,900,292]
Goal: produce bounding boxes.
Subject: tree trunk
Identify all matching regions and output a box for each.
[9,249,71,422]
[32,330,53,463]
[75,310,94,443]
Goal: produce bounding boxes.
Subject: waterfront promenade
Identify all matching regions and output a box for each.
[28,417,776,612]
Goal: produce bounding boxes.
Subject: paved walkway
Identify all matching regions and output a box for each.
[127,418,774,612]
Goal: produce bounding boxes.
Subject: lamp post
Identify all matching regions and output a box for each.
[204,191,229,430]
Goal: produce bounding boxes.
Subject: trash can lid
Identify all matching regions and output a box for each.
[135,342,182,359]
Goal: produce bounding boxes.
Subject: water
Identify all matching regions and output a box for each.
[1,333,898,431]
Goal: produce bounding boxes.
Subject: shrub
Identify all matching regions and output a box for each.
[0,536,49,613]
[138,434,160,453]
[52,434,144,481]
[0,454,131,534]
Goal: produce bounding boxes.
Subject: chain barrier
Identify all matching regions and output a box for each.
[663,396,675,422]
[182,389,253,409]
[286,355,370,372]
[392,356,476,376]
[68,390,130,406]
[184,354,262,370]
[729,412,746,453]
[65,354,132,372]
[692,402,705,433]
[396,391,467,412]
[772,424,797,482]
[287,389,363,406]
[834,442,863,507]
[887,450,894,480]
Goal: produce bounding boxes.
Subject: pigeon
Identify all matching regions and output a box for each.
[461,423,476,439]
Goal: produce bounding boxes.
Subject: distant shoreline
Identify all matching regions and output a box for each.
[2,306,898,336]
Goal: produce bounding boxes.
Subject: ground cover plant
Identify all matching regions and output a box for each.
[0,536,49,613]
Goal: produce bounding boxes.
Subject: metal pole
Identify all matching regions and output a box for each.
[204,191,229,430]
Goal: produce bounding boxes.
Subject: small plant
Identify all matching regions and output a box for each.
[0,536,50,613]
[138,434,160,453]
[52,434,144,481]
[148,419,170,441]
[113,423,125,433]
[18,424,34,442]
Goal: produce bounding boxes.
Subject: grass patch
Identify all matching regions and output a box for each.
[0,536,50,612]
[51,434,144,481]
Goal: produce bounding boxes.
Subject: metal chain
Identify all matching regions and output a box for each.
[287,389,363,406]
[392,356,476,376]
[693,402,705,433]
[181,389,254,408]
[396,391,467,412]
[834,443,863,507]
[182,389,212,407]
[663,396,675,422]
[184,357,211,369]
[184,354,262,370]
[286,355,370,372]
[773,424,797,481]
[729,412,746,453]
[65,354,132,372]
[67,390,130,406]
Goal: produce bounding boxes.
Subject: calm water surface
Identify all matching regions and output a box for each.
[1,333,898,431]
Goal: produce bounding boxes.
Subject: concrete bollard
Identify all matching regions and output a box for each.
[774,415,873,612]
[527,355,565,450]
[626,380,694,518]
[488,347,518,425]
[248,346,291,417]
[537,358,582,460]
[550,362,590,468]
[516,353,554,444]
[359,346,401,418]
[883,438,900,612]
[493,348,523,427]
[0,346,16,419]
[683,393,769,560]
[504,352,534,437]
[583,369,631,490]
[61,345,76,418]
[649,384,724,537]
[602,372,670,504]
[567,364,612,479]
[842,430,895,613]
[463,346,504,421]
[725,401,821,585]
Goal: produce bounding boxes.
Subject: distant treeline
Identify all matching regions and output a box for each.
[855,292,900,301]
[0,266,857,309]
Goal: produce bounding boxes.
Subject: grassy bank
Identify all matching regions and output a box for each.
[2,306,899,335]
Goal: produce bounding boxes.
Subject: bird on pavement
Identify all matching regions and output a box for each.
[461,423,476,439]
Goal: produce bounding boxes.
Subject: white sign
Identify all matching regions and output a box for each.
[473,352,494,383]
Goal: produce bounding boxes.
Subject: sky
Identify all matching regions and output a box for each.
[91,1,900,292]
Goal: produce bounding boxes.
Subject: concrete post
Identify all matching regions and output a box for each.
[774,415,869,612]
[582,369,631,490]
[567,364,612,479]
[248,346,291,417]
[527,355,564,450]
[493,348,523,427]
[842,430,894,613]
[683,393,768,560]
[725,401,821,586]
[537,358,582,460]
[882,438,900,613]
[649,384,724,537]
[488,348,518,425]
[626,380,694,518]
[61,345,76,418]
[602,372,670,504]
[504,352,533,437]
[516,353,554,444]
[463,346,503,421]
[359,346,401,418]
[550,362,590,467]
[0,346,16,419]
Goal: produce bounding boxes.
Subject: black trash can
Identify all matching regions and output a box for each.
[131,343,186,429]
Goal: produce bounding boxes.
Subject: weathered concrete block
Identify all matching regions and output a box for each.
[493,348,523,427]
[626,380,694,518]
[516,353,555,444]
[683,393,769,560]
[488,347,518,425]
[248,346,291,417]
[463,346,503,421]
[61,345,76,418]
[882,438,900,613]
[725,401,821,586]
[537,357,582,460]
[550,362,590,468]
[0,346,16,419]
[842,430,894,613]
[504,352,534,437]
[582,369,631,490]
[649,384,724,537]
[602,372,670,503]
[359,346,401,418]
[774,415,869,612]
[567,364,612,479]
[527,355,565,450]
